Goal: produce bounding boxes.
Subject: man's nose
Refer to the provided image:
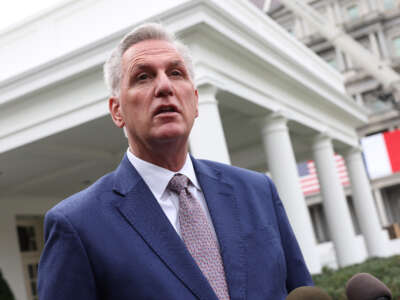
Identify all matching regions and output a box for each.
[154,72,173,97]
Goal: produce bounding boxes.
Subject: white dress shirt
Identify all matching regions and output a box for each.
[126,149,217,238]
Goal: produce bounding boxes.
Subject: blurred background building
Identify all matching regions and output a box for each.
[265,0,400,246]
[0,0,399,299]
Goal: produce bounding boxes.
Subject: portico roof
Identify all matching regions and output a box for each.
[0,0,367,198]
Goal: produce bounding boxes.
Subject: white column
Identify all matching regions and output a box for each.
[327,4,336,25]
[369,32,380,58]
[294,18,302,38]
[346,53,354,69]
[312,134,360,267]
[377,28,390,59]
[298,18,307,39]
[189,84,230,164]
[336,48,345,72]
[333,1,343,24]
[345,147,389,257]
[261,113,321,274]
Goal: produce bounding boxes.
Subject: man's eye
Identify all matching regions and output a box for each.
[137,73,149,81]
[171,70,182,76]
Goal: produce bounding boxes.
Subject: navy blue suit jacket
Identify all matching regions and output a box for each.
[38,155,312,300]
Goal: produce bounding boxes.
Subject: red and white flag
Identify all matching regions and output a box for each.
[361,129,400,179]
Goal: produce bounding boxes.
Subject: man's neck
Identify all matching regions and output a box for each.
[128,143,188,172]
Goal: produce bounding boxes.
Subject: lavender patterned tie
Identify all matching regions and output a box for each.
[168,174,230,300]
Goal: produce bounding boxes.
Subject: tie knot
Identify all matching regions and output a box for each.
[168,174,189,194]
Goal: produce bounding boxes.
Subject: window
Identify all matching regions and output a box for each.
[384,0,395,10]
[362,91,393,112]
[309,204,330,243]
[347,4,359,19]
[282,21,294,36]
[17,226,37,252]
[382,185,400,224]
[321,49,338,70]
[17,216,44,300]
[27,263,39,300]
[393,36,400,56]
[326,58,337,69]
[347,196,361,235]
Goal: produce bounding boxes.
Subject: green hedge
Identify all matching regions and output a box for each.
[312,255,400,300]
[0,270,14,300]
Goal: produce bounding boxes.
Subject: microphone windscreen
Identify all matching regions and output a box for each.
[346,273,392,300]
[286,286,332,300]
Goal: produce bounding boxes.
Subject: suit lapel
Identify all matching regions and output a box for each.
[111,155,218,300]
[192,158,247,300]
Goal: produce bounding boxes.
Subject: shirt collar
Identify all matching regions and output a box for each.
[126,149,201,199]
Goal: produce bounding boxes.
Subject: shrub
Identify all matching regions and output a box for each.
[0,270,14,300]
[312,255,400,300]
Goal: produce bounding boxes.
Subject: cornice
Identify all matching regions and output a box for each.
[0,0,366,122]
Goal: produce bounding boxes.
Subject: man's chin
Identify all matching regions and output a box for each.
[152,128,187,143]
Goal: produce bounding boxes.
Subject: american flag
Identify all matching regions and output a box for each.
[297,155,350,196]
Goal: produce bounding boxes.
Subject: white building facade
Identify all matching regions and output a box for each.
[267,0,400,245]
[0,1,396,299]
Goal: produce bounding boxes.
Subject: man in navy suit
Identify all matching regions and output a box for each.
[38,23,312,300]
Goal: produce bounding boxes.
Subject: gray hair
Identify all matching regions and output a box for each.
[103,23,195,97]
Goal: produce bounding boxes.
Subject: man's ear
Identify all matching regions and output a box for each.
[194,89,199,118]
[109,97,125,128]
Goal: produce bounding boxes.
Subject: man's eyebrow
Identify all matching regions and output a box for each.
[128,63,150,73]
[125,63,151,79]
[169,60,186,68]
[126,60,186,75]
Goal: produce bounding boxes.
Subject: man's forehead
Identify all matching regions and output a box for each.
[123,39,183,64]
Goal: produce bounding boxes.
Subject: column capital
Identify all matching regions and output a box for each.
[312,132,333,151]
[266,110,288,121]
[260,110,289,135]
[343,145,363,159]
[197,83,218,96]
[196,83,219,105]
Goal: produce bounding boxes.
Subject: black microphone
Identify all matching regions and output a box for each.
[286,286,332,300]
[346,273,392,300]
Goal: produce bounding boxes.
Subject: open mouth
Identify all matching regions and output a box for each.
[154,105,178,116]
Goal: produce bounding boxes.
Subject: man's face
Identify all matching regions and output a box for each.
[109,39,198,150]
